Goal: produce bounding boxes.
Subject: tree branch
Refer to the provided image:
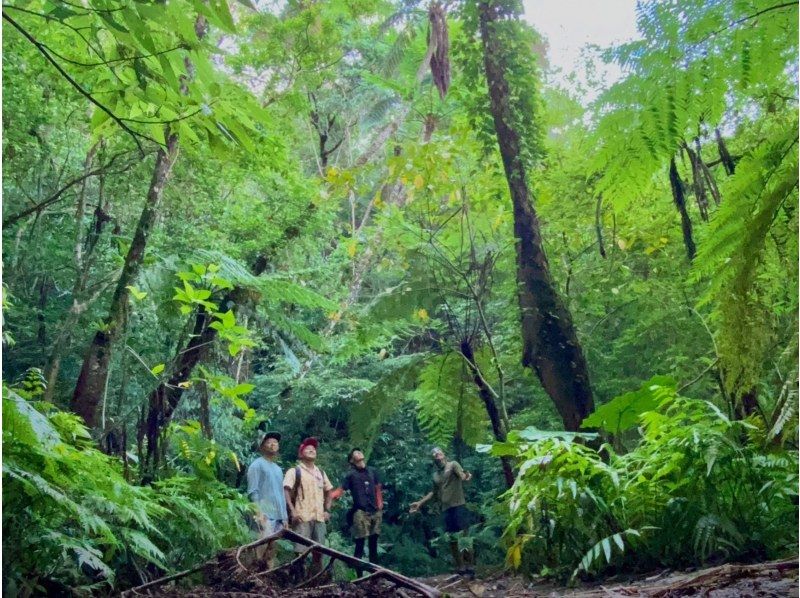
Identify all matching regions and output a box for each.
[700,2,798,43]
[3,150,141,227]
[2,11,161,154]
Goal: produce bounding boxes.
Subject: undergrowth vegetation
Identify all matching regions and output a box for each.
[490,378,799,581]
[2,384,251,596]
[2,0,797,593]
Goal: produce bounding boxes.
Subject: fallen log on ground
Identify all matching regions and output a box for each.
[121,528,441,598]
[562,557,798,598]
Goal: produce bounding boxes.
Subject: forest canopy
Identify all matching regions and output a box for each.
[2,0,798,595]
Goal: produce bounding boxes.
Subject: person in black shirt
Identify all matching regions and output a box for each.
[332,448,384,566]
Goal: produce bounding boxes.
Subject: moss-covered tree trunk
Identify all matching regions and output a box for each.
[477,0,594,431]
[71,134,179,427]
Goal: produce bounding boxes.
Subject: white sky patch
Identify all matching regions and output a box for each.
[521,0,641,101]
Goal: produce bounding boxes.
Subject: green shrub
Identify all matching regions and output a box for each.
[487,378,799,581]
[2,387,251,595]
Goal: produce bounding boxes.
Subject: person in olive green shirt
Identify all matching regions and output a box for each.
[409,447,475,577]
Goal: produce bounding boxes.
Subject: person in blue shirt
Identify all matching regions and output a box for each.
[246,430,287,569]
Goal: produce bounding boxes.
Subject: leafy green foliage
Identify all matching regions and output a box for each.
[492,380,798,580]
[693,115,799,401]
[590,0,798,208]
[1,0,797,589]
[2,386,251,594]
[580,375,676,434]
[411,352,488,446]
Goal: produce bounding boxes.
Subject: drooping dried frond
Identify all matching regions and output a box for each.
[428,2,450,100]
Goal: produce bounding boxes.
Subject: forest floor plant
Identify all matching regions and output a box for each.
[485,378,799,582]
[2,381,252,596]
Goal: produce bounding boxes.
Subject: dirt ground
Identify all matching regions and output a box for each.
[420,558,798,597]
[122,544,797,598]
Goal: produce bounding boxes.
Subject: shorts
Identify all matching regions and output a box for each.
[259,517,284,538]
[256,518,283,563]
[443,505,470,533]
[352,509,382,539]
[292,520,327,552]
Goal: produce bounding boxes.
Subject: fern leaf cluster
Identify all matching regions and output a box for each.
[590,0,798,209]
[491,380,799,580]
[410,352,487,446]
[2,386,251,593]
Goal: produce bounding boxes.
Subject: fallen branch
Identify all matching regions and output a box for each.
[124,527,441,597]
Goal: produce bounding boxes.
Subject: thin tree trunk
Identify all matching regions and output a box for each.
[200,381,213,440]
[595,195,607,258]
[700,157,722,206]
[36,276,50,347]
[43,143,104,402]
[142,303,216,473]
[685,141,709,221]
[715,128,736,175]
[460,338,514,488]
[477,0,594,431]
[140,268,263,473]
[71,134,179,427]
[669,158,697,260]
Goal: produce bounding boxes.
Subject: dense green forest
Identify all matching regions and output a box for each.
[2,0,798,595]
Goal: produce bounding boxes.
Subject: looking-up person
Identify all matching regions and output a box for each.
[331,448,384,571]
[283,437,332,575]
[409,447,474,577]
[246,430,287,569]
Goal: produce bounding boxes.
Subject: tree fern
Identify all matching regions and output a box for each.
[693,115,798,401]
[347,353,426,455]
[3,387,251,592]
[591,0,798,210]
[411,352,487,446]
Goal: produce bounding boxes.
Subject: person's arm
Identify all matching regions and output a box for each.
[246,463,265,525]
[283,468,299,523]
[323,472,333,514]
[409,491,434,513]
[452,460,472,482]
[247,462,261,502]
[330,473,349,502]
[374,469,384,510]
[376,484,384,510]
[284,487,297,522]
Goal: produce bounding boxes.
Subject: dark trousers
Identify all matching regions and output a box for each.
[354,534,379,576]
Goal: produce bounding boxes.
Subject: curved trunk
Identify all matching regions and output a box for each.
[70,134,179,427]
[460,339,514,488]
[477,1,594,431]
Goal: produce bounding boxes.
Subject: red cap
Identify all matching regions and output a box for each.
[298,437,319,457]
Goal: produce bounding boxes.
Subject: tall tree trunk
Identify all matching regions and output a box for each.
[669,157,697,260]
[477,0,594,431]
[71,134,179,427]
[460,338,514,488]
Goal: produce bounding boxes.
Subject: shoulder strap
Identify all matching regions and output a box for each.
[291,465,303,503]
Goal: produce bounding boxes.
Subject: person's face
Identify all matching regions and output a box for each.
[301,444,317,461]
[432,449,446,466]
[350,450,366,469]
[261,437,279,455]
